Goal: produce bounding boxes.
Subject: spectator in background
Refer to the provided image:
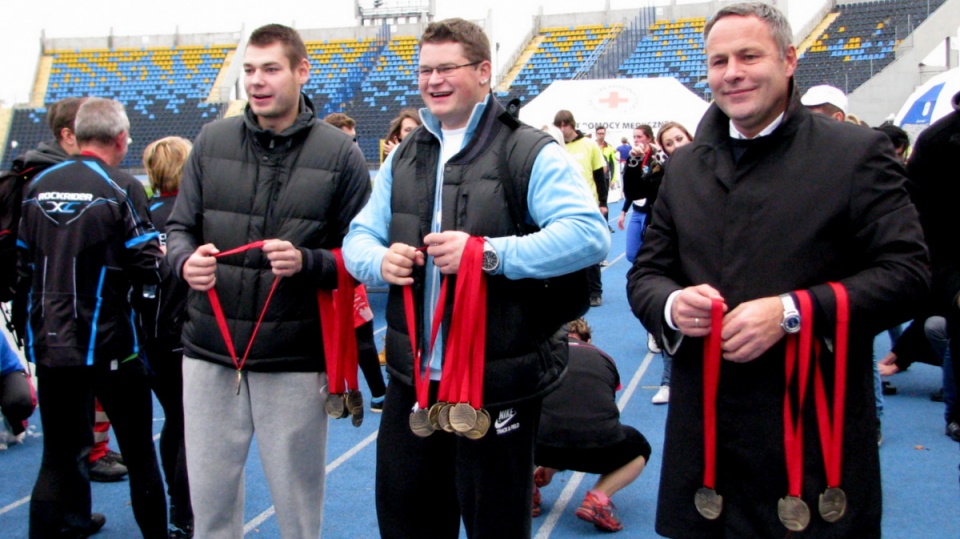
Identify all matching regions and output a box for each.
[615,136,631,172]
[0,333,34,449]
[620,121,694,404]
[906,90,960,445]
[381,107,422,162]
[18,97,166,538]
[533,318,651,533]
[323,112,357,139]
[8,96,129,483]
[800,84,847,122]
[164,24,370,538]
[875,123,910,164]
[555,109,607,307]
[595,125,619,198]
[140,136,195,539]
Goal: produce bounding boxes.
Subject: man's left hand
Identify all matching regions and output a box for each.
[263,239,303,277]
[423,231,471,274]
[720,296,784,363]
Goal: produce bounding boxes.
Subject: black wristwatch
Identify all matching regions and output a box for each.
[482,240,499,274]
[780,293,801,334]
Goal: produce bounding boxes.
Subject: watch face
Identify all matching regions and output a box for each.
[783,315,801,333]
[482,250,497,271]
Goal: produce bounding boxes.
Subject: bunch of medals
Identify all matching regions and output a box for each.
[406,237,490,440]
[318,249,365,427]
[205,240,281,396]
[695,284,850,532]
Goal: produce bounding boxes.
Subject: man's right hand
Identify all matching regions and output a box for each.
[381,242,424,286]
[671,284,727,338]
[183,243,219,291]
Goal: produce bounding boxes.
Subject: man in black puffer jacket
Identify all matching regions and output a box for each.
[164,23,370,539]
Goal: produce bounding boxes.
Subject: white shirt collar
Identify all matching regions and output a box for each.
[728,111,785,140]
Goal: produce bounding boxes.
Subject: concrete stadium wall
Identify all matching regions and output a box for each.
[44,31,240,51]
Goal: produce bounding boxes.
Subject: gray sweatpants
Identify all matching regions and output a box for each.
[183,358,329,538]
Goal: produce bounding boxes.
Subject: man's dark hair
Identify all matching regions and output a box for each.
[634,124,654,140]
[323,112,356,130]
[248,23,309,70]
[876,123,909,150]
[595,125,607,132]
[420,18,491,63]
[554,109,575,128]
[47,97,87,141]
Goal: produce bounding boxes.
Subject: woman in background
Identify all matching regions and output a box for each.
[620,121,693,405]
[141,136,194,539]
[380,108,421,162]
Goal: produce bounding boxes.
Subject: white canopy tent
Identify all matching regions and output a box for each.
[518,78,710,146]
[895,67,960,139]
[518,77,710,203]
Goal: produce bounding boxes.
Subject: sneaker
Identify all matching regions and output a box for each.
[61,512,106,538]
[647,334,662,354]
[169,522,195,539]
[590,295,603,307]
[532,485,542,518]
[370,398,384,413]
[575,491,623,532]
[877,418,883,448]
[652,385,670,405]
[931,388,945,402]
[946,421,960,443]
[533,466,553,488]
[881,381,898,396]
[89,455,128,482]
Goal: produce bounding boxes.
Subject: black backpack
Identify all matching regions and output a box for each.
[0,164,33,303]
[496,112,591,336]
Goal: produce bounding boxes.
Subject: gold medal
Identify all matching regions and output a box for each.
[463,408,491,440]
[325,393,347,419]
[438,403,454,432]
[818,487,847,523]
[449,402,478,433]
[694,487,723,520]
[778,495,811,531]
[428,402,445,430]
[409,408,435,437]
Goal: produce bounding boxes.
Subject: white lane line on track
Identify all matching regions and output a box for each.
[533,350,654,539]
[243,430,379,534]
[0,496,30,515]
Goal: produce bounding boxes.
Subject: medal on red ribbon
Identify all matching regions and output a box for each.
[815,282,850,523]
[402,237,489,438]
[317,249,363,427]
[694,298,725,520]
[206,240,279,395]
[778,291,814,532]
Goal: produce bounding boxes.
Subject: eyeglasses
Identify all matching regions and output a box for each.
[417,61,481,79]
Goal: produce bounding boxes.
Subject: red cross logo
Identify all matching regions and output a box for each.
[598,91,630,109]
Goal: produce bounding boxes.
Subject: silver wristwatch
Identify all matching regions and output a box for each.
[780,293,801,334]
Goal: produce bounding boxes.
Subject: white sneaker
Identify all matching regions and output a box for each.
[652,385,670,404]
[648,334,662,354]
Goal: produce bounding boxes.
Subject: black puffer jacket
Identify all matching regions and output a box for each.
[165,95,371,372]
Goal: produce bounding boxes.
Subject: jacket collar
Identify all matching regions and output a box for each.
[415,93,515,164]
[243,93,317,151]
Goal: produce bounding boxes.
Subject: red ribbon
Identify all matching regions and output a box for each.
[815,282,849,489]
[442,237,488,409]
[206,240,279,374]
[783,291,814,498]
[401,237,488,411]
[403,277,448,411]
[316,249,359,395]
[702,298,724,491]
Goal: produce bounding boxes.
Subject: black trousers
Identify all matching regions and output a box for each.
[1,370,34,435]
[357,321,386,398]
[145,346,192,530]
[376,380,541,539]
[29,359,167,539]
[587,264,603,298]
